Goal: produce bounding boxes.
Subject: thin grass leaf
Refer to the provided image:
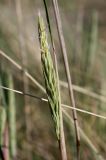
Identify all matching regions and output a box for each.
[0,73,9,160]
[88,10,98,74]
[0,107,6,146]
[0,77,6,147]
[0,107,6,160]
[51,0,80,159]
[7,73,17,159]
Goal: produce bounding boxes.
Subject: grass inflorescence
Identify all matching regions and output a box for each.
[38,14,60,140]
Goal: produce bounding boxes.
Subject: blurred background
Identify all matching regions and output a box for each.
[0,0,106,159]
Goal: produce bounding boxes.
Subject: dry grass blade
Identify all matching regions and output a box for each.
[52,0,80,159]
[1,49,106,103]
[62,109,105,160]
[0,85,106,119]
[0,50,106,118]
[60,80,106,103]
[0,49,46,93]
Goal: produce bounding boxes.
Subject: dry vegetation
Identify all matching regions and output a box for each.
[0,0,106,160]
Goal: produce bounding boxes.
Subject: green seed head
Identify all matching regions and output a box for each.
[38,13,60,140]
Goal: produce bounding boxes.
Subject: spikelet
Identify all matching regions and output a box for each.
[38,13,60,140]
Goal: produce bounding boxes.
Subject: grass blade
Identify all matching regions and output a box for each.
[51,0,80,159]
[7,73,17,160]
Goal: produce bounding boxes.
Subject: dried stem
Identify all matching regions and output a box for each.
[52,0,80,159]
[62,109,105,160]
[1,49,106,103]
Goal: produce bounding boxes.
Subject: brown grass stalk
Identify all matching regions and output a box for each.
[52,0,80,159]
